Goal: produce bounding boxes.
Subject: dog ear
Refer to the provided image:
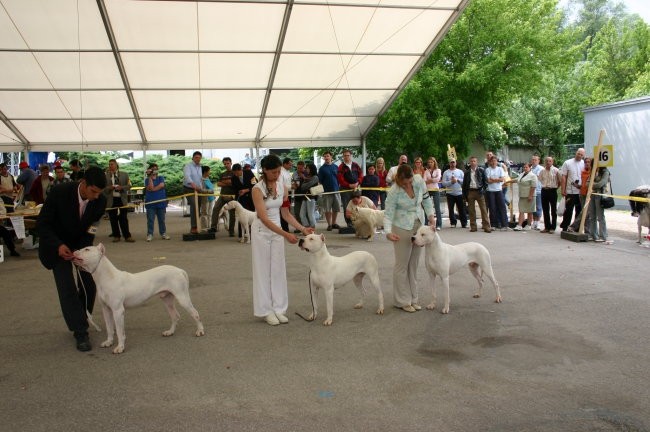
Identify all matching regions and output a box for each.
[98,243,105,255]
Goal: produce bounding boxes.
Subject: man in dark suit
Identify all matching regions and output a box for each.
[38,167,107,352]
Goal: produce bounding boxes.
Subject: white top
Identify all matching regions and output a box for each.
[485,166,505,192]
[560,158,585,194]
[254,179,285,226]
[423,168,441,191]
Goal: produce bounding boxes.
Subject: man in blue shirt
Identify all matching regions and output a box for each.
[317,151,341,231]
[441,159,467,228]
[183,151,203,234]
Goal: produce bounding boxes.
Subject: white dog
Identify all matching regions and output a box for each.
[73,244,205,354]
[350,207,384,241]
[223,200,256,243]
[298,234,384,325]
[411,225,502,314]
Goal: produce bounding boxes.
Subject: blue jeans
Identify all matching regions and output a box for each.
[300,198,317,228]
[146,207,167,236]
[428,191,442,229]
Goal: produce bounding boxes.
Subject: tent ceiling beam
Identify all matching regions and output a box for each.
[0,109,29,146]
[96,0,147,146]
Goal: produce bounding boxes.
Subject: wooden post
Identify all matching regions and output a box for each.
[578,129,606,234]
[194,189,200,232]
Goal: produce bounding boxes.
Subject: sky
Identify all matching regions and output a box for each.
[621,0,650,23]
[560,0,650,23]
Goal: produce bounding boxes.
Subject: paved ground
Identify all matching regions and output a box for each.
[1,204,649,431]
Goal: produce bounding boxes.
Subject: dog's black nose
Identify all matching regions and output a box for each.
[411,236,416,242]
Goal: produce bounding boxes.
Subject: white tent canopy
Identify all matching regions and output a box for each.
[0,0,469,153]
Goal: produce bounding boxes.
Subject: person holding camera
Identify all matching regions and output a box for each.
[560,148,585,231]
[144,163,169,242]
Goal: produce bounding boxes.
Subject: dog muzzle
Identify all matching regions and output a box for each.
[298,238,309,251]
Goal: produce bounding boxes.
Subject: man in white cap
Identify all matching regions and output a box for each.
[441,159,467,228]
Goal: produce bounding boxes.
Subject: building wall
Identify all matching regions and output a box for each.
[583,97,650,208]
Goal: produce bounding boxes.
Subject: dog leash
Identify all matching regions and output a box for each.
[295,270,316,322]
[75,265,102,332]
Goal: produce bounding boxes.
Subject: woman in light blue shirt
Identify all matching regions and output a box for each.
[385,164,435,312]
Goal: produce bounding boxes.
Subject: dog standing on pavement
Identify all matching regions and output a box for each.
[298,234,384,325]
[224,200,256,243]
[73,244,205,354]
[411,225,502,314]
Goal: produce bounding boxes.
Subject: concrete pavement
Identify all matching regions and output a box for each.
[1,206,649,431]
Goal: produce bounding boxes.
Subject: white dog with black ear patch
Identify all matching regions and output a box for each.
[411,225,502,314]
[298,234,384,325]
[73,244,205,354]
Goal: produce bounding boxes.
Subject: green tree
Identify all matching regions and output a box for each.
[365,0,571,163]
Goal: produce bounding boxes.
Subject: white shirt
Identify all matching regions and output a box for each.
[561,158,584,195]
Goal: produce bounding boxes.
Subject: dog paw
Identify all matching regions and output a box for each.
[426,303,436,310]
[307,313,316,321]
[112,346,125,354]
[162,330,174,337]
[441,307,450,314]
[495,296,503,303]
[323,318,333,326]
[353,302,363,309]
[195,329,205,337]
[100,339,113,348]
[376,308,384,315]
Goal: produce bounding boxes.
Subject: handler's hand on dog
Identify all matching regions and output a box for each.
[58,244,74,260]
[386,233,400,242]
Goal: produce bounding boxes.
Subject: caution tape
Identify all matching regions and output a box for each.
[591,192,650,203]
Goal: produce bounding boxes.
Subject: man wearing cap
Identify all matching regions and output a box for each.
[29,164,55,205]
[441,159,467,228]
[16,161,38,204]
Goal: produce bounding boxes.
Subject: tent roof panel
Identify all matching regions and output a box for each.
[0,0,469,152]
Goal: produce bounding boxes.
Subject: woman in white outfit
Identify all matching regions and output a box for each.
[251,155,314,326]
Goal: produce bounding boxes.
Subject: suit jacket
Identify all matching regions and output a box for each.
[462,166,488,197]
[103,170,131,207]
[38,182,107,269]
[231,170,257,211]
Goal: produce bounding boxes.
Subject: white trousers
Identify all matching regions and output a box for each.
[251,218,288,317]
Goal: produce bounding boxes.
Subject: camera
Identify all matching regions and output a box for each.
[573,180,580,187]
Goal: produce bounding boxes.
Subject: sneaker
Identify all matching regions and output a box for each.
[594,239,605,243]
[523,226,531,231]
[275,312,289,324]
[161,234,171,240]
[436,227,441,231]
[412,304,422,311]
[401,305,416,313]
[513,225,522,231]
[146,234,153,242]
[265,313,280,326]
[500,227,508,232]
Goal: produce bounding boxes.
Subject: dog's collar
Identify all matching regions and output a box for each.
[77,253,104,274]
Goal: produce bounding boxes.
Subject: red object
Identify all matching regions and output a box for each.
[19,161,29,169]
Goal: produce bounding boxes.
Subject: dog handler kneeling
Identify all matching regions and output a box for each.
[385,164,435,312]
[251,155,314,326]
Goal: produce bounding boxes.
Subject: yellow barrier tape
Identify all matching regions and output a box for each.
[591,192,650,203]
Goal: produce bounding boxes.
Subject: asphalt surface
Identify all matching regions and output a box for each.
[1,204,649,432]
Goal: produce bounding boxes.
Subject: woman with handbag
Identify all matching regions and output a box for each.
[589,166,611,242]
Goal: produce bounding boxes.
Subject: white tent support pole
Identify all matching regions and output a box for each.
[96,0,148,146]
[0,109,30,155]
[362,138,367,174]
[255,0,294,143]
